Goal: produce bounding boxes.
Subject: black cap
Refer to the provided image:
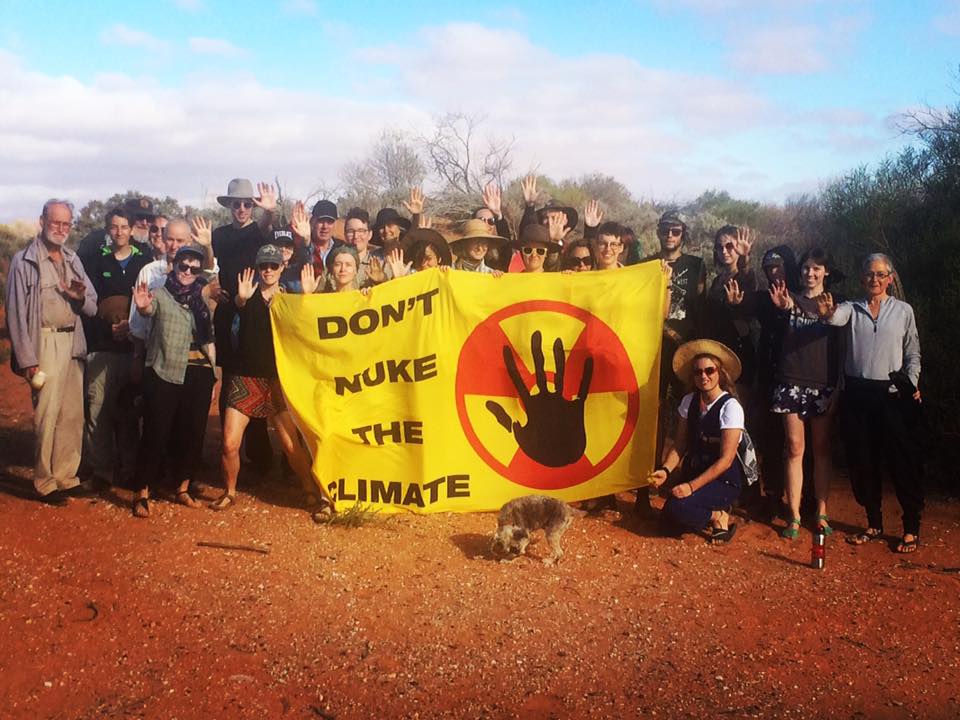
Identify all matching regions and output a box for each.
[173,244,205,263]
[373,207,411,232]
[272,227,295,246]
[124,196,156,218]
[311,200,338,220]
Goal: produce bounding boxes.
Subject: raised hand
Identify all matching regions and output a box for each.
[403,187,425,216]
[482,183,502,217]
[584,199,603,228]
[724,277,744,305]
[386,247,410,278]
[485,331,593,468]
[547,212,566,243]
[191,216,212,247]
[291,200,310,240]
[521,174,538,205]
[133,282,154,312]
[300,263,320,294]
[660,258,674,284]
[768,279,794,311]
[367,256,386,284]
[814,291,835,319]
[236,268,257,302]
[253,182,277,212]
[734,226,753,258]
[420,215,433,230]
[60,278,86,301]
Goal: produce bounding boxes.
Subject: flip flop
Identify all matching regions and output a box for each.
[846,528,883,545]
[209,493,237,511]
[896,536,919,554]
[817,515,834,536]
[781,518,801,540]
[710,523,738,544]
[132,497,150,518]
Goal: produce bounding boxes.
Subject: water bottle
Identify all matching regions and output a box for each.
[811,526,826,570]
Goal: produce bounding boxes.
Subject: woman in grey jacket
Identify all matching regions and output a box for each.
[818,253,922,553]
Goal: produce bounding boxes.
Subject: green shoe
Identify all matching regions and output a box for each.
[781,518,801,539]
[817,515,834,536]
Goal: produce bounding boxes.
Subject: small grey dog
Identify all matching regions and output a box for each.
[491,495,578,565]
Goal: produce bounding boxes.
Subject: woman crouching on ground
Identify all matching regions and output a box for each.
[649,339,746,543]
[213,244,334,520]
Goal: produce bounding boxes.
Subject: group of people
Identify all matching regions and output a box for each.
[5,176,924,552]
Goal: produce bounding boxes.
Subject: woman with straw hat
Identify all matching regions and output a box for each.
[451,219,508,274]
[649,339,745,543]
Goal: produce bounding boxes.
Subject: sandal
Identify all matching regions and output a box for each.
[781,518,801,540]
[896,535,919,554]
[311,502,334,524]
[176,490,202,509]
[209,493,237,511]
[709,523,737,544]
[816,515,834,536]
[846,527,883,545]
[132,497,150,519]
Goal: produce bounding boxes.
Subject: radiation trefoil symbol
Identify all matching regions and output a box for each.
[455,301,640,490]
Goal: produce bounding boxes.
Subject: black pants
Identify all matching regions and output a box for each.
[840,377,924,536]
[135,366,215,492]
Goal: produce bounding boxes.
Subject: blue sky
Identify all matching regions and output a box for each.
[1,0,958,221]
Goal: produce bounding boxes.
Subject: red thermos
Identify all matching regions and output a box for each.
[811,527,826,569]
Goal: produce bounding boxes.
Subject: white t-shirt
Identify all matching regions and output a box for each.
[678,392,744,440]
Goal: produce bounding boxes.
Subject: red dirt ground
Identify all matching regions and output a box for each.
[1,359,959,720]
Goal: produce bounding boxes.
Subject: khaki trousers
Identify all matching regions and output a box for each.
[32,330,84,495]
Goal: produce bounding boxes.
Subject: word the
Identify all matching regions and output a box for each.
[351,420,423,445]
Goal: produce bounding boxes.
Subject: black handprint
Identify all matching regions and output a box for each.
[485,330,594,467]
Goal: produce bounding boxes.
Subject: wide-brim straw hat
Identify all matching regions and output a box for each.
[450,218,509,252]
[217,178,255,208]
[672,339,742,386]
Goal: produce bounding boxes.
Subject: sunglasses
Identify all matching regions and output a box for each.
[259,263,281,271]
[480,217,496,226]
[716,242,736,253]
[149,225,160,234]
[693,366,718,377]
[177,262,202,275]
[863,271,890,280]
[232,200,253,210]
[521,246,547,256]
[659,227,683,237]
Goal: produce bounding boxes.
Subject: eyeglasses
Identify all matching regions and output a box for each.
[45,221,72,231]
[480,217,496,226]
[716,242,736,253]
[863,271,890,280]
[177,262,202,275]
[521,246,547,256]
[596,241,622,249]
[659,227,683,238]
[232,201,253,210]
[693,366,718,377]
[344,229,369,237]
[149,225,161,234]
[259,263,280,271]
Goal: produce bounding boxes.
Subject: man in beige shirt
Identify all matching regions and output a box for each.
[6,199,97,503]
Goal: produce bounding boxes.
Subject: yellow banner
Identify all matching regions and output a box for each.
[271,263,665,513]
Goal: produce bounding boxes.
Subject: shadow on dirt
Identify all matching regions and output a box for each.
[450,532,493,560]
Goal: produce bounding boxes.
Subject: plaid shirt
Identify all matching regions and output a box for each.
[143,287,214,384]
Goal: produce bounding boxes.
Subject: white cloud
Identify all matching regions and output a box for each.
[282,0,317,15]
[933,1,960,35]
[99,24,168,52]
[188,37,248,57]
[0,22,903,221]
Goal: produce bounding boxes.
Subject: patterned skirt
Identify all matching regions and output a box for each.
[226,375,286,418]
[770,382,835,419]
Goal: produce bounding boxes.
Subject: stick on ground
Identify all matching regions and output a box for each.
[197,541,270,555]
